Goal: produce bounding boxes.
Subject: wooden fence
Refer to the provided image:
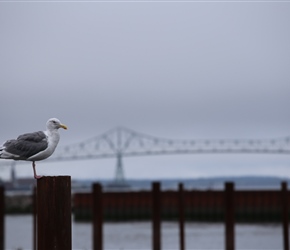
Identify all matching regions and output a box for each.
[74,183,290,223]
[0,180,289,250]
[74,181,290,250]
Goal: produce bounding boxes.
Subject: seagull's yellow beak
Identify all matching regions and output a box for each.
[60,124,68,130]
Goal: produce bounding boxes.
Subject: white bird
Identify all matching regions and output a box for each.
[0,118,67,179]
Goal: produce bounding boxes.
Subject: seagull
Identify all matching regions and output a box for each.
[0,118,67,179]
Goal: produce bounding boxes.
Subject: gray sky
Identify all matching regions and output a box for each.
[1,1,290,181]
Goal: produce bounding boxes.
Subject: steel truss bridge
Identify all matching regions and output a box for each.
[2,127,290,186]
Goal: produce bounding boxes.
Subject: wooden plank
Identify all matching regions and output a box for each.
[93,183,103,250]
[178,183,185,250]
[37,176,71,250]
[0,186,4,250]
[33,185,37,250]
[152,182,161,250]
[225,182,235,250]
[282,182,289,250]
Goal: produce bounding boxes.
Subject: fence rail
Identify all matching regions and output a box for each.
[74,185,290,223]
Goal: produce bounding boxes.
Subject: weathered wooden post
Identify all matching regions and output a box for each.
[0,186,4,250]
[37,176,71,250]
[225,182,235,250]
[281,182,289,250]
[33,185,37,250]
[152,182,161,250]
[178,183,185,250]
[93,183,103,250]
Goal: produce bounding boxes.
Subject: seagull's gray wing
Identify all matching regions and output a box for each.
[3,131,48,159]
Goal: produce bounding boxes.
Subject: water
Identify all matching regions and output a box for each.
[6,215,283,249]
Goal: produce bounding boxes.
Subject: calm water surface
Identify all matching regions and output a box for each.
[6,215,283,249]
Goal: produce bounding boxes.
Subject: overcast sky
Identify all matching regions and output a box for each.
[0,1,290,181]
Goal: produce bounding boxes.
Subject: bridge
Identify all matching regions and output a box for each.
[1,127,290,187]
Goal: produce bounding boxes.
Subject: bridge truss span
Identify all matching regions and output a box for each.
[51,127,290,162]
[1,127,290,187]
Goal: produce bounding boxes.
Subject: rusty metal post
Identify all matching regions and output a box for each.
[0,186,4,250]
[37,176,71,250]
[178,183,185,250]
[225,182,235,250]
[282,182,289,250]
[152,182,161,250]
[33,185,37,250]
[93,183,103,250]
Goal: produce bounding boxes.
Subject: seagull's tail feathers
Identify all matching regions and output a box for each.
[0,146,4,159]
[0,145,12,159]
[0,141,22,160]
[0,145,6,159]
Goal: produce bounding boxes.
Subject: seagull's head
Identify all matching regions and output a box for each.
[47,118,68,131]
